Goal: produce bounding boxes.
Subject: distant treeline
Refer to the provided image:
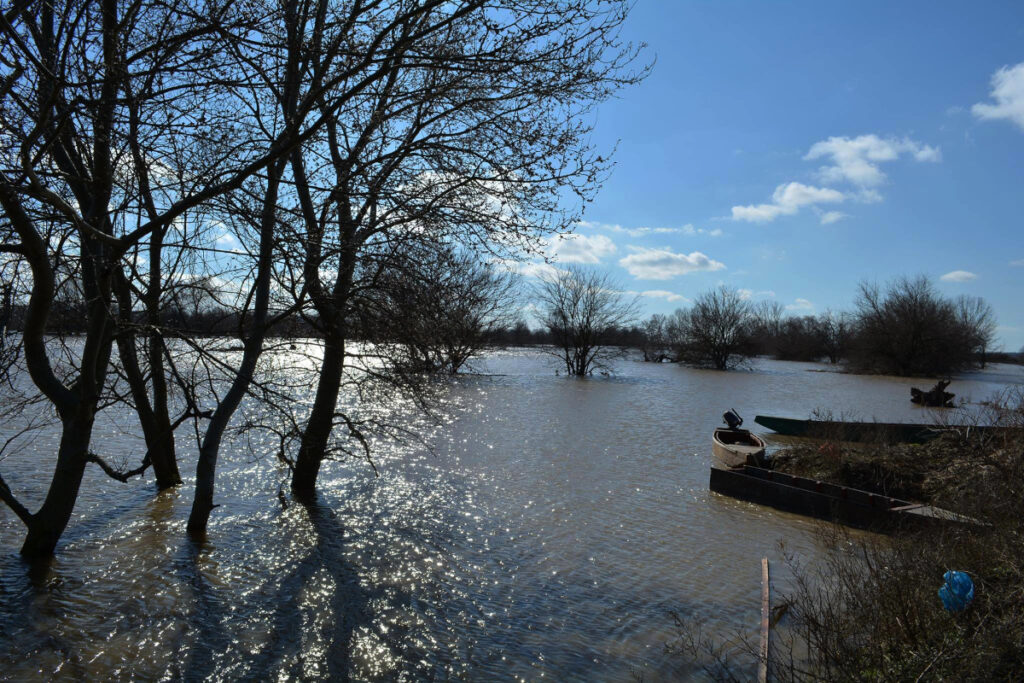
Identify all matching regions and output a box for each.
[633,276,1002,376]
[497,275,1006,377]
[0,275,1008,378]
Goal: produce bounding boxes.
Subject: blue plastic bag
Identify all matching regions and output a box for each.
[938,570,974,612]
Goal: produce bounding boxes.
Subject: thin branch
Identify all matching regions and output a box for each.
[0,471,33,525]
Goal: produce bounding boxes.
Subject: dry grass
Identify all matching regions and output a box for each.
[671,389,1024,681]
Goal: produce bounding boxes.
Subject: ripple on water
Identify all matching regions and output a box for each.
[1,351,1021,680]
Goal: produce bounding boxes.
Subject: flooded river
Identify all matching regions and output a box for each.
[2,349,1022,680]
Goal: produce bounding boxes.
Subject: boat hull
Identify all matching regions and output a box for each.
[712,428,766,469]
[709,466,974,532]
[755,415,946,444]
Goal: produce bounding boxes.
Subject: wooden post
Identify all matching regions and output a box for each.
[759,557,770,683]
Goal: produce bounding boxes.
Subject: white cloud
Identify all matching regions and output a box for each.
[785,298,815,312]
[1011,259,1024,267]
[804,134,941,187]
[546,233,617,264]
[732,182,846,223]
[737,288,776,300]
[214,231,245,254]
[856,188,884,203]
[640,289,688,303]
[578,221,723,238]
[498,259,562,280]
[940,270,978,283]
[618,247,725,280]
[679,223,725,237]
[972,62,1024,130]
[819,210,847,225]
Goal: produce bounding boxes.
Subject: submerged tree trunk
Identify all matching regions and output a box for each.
[20,411,95,556]
[291,335,346,497]
[186,161,285,537]
[113,273,182,489]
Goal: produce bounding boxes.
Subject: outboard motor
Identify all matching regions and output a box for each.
[723,409,743,430]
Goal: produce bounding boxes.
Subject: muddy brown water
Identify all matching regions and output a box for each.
[2,348,1021,680]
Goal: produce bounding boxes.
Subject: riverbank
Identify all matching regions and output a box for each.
[770,430,1016,506]
[749,398,1024,679]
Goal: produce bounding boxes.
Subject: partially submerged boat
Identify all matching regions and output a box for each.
[712,410,766,469]
[751,414,1014,444]
[709,465,976,532]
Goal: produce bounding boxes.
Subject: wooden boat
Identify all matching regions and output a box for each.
[753,415,936,443]
[752,415,1015,444]
[712,428,766,469]
[709,465,976,532]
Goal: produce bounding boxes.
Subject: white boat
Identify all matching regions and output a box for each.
[712,427,766,469]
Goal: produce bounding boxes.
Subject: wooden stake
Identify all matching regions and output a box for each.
[759,557,770,683]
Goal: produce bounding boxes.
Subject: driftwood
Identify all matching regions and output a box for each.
[911,379,955,408]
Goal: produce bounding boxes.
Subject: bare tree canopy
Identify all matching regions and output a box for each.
[536,266,639,376]
[672,286,754,370]
[372,246,519,375]
[270,0,648,498]
[0,0,650,552]
[852,276,996,376]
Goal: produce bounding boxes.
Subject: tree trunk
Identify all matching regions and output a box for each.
[186,161,285,537]
[20,410,94,557]
[291,335,346,497]
[112,274,182,489]
[187,340,262,536]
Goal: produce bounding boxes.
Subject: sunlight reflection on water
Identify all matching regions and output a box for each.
[1,349,1021,680]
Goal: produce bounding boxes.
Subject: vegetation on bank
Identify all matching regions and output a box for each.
[675,391,1024,681]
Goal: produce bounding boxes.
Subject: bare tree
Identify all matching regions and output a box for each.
[374,246,519,374]
[751,299,785,357]
[851,276,995,376]
[640,313,671,362]
[819,309,853,364]
[0,0,429,552]
[271,0,647,497]
[673,286,754,370]
[0,0,266,555]
[536,266,639,376]
[954,295,997,368]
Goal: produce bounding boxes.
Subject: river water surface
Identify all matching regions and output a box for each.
[2,349,1022,680]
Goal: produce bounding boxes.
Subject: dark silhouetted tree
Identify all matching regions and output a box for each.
[537,266,639,376]
[673,286,754,370]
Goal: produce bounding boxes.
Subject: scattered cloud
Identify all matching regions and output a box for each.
[578,221,723,238]
[618,247,725,280]
[730,133,939,225]
[214,231,245,254]
[732,182,845,223]
[737,288,776,300]
[785,298,815,312]
[972,62,1024,130]
[623,289,689,303]
[856,188,884,203]
[804,134,941,187]
[498,259,562,280]
[1011,259,1024,267]
[680,224,725,237]
[940,270,978,283]
[818,210,847,225]
[546,233,616,264]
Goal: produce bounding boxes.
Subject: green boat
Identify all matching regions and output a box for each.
[753,415,1008,444]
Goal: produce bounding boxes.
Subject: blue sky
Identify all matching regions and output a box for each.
[531,1,1024,350]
